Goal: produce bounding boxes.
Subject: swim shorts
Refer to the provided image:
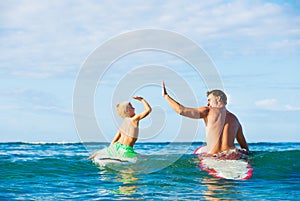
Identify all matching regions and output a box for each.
[112,142,138,158]
[92,142,138,160]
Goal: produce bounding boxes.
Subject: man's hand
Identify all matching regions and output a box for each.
[162,81,168,97]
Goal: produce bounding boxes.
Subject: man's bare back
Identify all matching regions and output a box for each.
[162,81,249,154]
[207,109,247,154]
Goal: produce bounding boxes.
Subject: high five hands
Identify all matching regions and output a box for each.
[162,81,168,97]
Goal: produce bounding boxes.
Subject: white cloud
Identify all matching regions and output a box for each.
[255,98,300,111]
[1,0,299,79]
[255,98,277,107]
[33,105,71,115]
[0,87,71,114]
[1,0,299,143]
[270,39,300,52]
[284,104,300,111]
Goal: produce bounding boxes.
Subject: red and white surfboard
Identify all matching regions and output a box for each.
[194,146,253,180]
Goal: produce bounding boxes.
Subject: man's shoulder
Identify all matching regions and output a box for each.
[226,111,240,122]
[226,110,236,116]
[198,106,210,113]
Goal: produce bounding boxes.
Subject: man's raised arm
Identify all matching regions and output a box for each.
[162,81,208,119]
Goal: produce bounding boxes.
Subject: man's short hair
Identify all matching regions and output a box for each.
[207,90,227,105]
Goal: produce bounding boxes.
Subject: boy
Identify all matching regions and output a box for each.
[89,96,151,160]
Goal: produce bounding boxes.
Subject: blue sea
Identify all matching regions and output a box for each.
[1,142,299,200]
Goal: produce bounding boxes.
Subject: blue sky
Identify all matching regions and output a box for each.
[0,0,299,142]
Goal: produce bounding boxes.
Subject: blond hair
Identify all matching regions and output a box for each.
[116,101,130,118]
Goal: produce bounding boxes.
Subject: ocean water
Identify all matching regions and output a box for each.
[1,142,299,200]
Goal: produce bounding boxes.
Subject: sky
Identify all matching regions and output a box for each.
[0,0,299,143]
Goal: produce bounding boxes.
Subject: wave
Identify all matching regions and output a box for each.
[0,142,299,153]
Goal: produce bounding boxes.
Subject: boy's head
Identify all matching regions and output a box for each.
[116,101,130,118]
[116,101,135,118]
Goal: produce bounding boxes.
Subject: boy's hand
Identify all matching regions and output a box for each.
[133,96,143,101]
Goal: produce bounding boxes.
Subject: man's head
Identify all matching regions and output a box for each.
[206,90,227,107]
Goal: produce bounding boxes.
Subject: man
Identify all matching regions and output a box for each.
[162,81,249,155]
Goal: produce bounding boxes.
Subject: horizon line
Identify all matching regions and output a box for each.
[0,141,299,144]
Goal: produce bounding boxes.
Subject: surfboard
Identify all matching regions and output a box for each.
[194,146,253,180]
[93,157,135,168]
[90,146,138,168]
